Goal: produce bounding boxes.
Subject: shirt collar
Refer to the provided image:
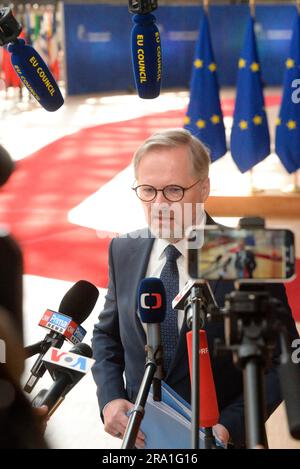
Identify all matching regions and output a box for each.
[155,237,186,261]
[150,211,207,261]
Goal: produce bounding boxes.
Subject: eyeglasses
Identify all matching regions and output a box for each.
[132,179,202,202]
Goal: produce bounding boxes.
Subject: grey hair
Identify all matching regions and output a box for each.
[132,128,211,179]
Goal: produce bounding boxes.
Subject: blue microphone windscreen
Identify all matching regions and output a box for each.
[8,39,64,112]
[131,14,162,99]
[138,277,166,323]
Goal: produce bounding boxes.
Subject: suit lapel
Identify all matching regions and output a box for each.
[125,230,155,342]
[125,213,217,382]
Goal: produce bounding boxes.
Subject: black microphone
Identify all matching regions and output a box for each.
[32,343,94,416]
[24,280,99,393]
[138,277,166,400]
[0,7,64,112]
[0,145,15,187]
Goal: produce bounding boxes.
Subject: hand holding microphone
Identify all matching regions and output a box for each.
[0,7,64,112]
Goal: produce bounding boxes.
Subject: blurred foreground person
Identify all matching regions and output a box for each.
[0,307,48,448]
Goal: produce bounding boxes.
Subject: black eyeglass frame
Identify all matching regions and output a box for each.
[131,178,202,202]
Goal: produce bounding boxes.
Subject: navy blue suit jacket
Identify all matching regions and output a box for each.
[92,221,299,447]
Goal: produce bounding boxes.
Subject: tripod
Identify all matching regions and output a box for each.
[212,288,300,448]
[184,283,219,449]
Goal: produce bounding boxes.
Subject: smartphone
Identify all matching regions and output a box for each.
[187,226,296,282]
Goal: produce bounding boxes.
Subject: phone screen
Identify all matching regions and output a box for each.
[187,227,295,282]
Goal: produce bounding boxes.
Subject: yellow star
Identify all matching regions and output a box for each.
[196,119,206,129]
[239,120,248,130]
[194,59,203,69]
[253,115,262,125]
[287,120,297,130]
[238,58,247,69]
[250,62,260,72]
[211,115,220,124]
[183,116,190,125]
[276,118,281,126]
[208,62,217,72]
[286,58,295,69]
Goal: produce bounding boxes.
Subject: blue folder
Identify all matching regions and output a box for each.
[139,381,226,449]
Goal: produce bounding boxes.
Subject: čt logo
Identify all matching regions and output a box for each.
[140,293,162,309]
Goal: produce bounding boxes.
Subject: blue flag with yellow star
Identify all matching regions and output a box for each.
[230,16,270,173]
[275,12,300,174]
[184,12,226,162]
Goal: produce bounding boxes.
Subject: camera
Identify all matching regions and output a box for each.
[186,224,295,283]
[184,218,300,447]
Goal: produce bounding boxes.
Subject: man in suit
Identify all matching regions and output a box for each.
[92,128,299,448]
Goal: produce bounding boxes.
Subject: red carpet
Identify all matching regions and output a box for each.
[0,111,185,287]
[0,102,299,321]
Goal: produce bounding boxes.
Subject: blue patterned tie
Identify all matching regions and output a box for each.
[160,244,181,373]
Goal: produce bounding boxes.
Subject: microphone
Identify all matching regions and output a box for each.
[173,280,218,331]
[0,145,15,187]
[138,277,166,400]
[131,13,162,99]
[24,280,99,393]
[0,7,64,112]
[172,280,217,313]
[32,343,94,416]
[186,330,219,429]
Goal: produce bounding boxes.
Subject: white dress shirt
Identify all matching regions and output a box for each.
[139,237,189,334]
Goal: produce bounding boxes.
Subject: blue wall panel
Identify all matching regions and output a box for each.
[64,4,296,95]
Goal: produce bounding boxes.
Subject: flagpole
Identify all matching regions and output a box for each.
[293,171,300,192]
[249,0,256,193]
[248,0,264,194]
[284,2,300,193]
[249,169,263,194]
[249,0,256,18]
[282,171,300,193]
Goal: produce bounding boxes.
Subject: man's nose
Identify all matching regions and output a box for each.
[155,190,168,204]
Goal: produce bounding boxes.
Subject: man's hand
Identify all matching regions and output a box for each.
[103,399,145,448]
[32,405,49,434]
[213,424,230,446]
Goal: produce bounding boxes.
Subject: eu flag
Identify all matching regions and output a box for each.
[230,16,270,173]
[275,12,300,174]
[184,13,226,162]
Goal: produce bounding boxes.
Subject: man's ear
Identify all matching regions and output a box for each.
[200,177,210,202]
